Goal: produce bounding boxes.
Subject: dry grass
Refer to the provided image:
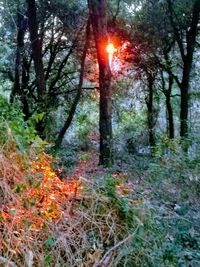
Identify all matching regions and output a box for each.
[0,129,142,267]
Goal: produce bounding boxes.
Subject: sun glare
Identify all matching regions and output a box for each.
[106,42,115,55]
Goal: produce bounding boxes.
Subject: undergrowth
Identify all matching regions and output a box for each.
[1,98,200,266]
[0,98,160,266]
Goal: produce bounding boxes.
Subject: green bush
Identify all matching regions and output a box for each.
[0,96,46,153]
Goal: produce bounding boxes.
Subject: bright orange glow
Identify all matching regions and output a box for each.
[1,152,84,230]
[106,42,115,55]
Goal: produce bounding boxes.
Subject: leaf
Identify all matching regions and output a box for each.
[45,254,54,265]
[45,237,55,247]
[14,183,26,194]
[23,220,32,227]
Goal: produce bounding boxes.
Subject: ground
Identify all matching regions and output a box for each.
[1,144,200,266]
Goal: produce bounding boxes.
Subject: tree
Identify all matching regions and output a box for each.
[167,0,200,138]
[26,0,46,103]
[10,9,30,120]
[88,0,113,166]
[159,45,175,139]
[124,0,200,141]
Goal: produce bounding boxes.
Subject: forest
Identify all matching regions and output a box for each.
[0,0,200,266]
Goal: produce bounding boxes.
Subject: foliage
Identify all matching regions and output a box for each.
[52,144,79,175]
[0,97,46,152]
[0,96,200,267]
[131,137,200,266]
[114,108,148,155]
[0,99,81,265]
[0,97,152,267]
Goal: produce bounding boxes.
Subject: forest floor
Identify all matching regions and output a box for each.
[1,144,200,266]
[57,146,200,266]
[74,147,200,266]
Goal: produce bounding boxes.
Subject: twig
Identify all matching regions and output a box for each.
[93,225,140,267]
[25,250,33,267]
[0,255,18,267]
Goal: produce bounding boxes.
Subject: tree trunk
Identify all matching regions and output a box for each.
[54,19,90,150]
[180,73,189,138]
[27,0,46,137]
[146,74,155,148]
[26,0,46,102]
[165,74,174,139]
[88,0,113,167]
[21,57,31,120]
[180,0,200,138]
[166,95,174,139]
[161,49,175,139]
[10,10,30,120]
[10,10,26,103]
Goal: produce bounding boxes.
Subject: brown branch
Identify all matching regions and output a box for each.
[158,61,181,88]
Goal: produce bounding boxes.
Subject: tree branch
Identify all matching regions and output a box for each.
[167,0,186,62]
[112,0,121,24]
[54,18,91,149]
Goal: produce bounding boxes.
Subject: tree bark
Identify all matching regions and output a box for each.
[26,0,46,102]
[21,56,31,120]
[10,10,30,120]
[88,0,113,167]
[161,70,174,139]
[10,10,26,103]
[54,19,90,150]
[146,74,156,148]
[26,0,46,136]
[166,83,174,139]
[180,68,190,138]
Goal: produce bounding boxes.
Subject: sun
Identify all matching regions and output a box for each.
[106,42,115,55]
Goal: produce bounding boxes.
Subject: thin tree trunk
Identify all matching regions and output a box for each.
[21,56,31,120]
[180,63,190,138]
[161,71,174,139]
[10,10,26,103]
[146,74,155,148]
[162,50,175,139]
[166,94,174,139]
[54,19,91,150]
[88,0,113,167]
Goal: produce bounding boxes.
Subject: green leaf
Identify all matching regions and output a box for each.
[45,254,54,265]
[45,237,55,247]
[14,183,26,194]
